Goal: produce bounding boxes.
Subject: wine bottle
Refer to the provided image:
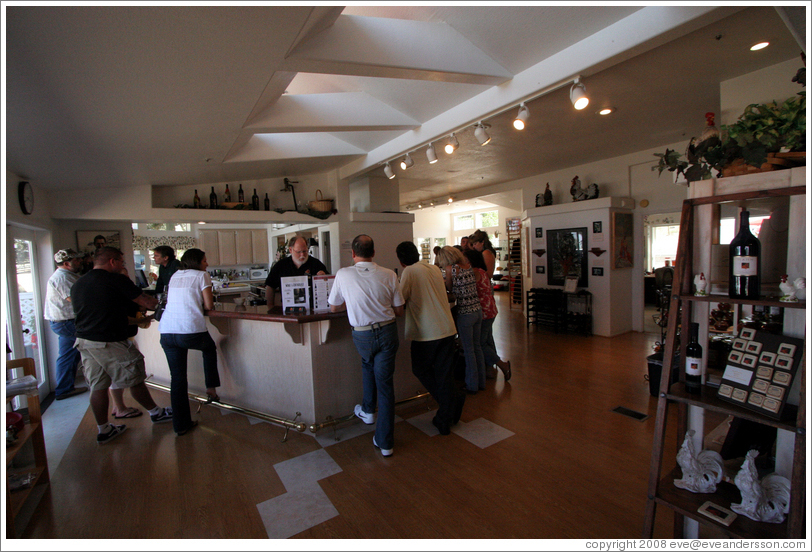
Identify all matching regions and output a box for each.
[685,322,703,394]
[224,184,231,203]
[238,184,245,203]
[252,188,260,210]
[209,187,218,209]
[729,210,761,299]
[193,189,200,209]
[264,193,270,211]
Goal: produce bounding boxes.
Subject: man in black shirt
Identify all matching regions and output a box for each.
[264,236,327,306]
[152,245,181,296]
[71,247,174,444]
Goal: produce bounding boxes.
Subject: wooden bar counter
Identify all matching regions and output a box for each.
[133,304,422,430]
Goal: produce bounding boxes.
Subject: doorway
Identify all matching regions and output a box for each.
[5,226,50,403]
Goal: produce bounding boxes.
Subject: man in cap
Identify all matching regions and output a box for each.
[44,248,88,400]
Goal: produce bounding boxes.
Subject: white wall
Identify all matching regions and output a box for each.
[720,58,803,125]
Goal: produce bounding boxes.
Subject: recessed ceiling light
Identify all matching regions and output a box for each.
[599,108,614,116]
[750,41,769,51]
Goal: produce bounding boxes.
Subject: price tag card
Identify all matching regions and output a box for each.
[717,329,803,420]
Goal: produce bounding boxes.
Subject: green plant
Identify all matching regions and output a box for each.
[653,70,806,182]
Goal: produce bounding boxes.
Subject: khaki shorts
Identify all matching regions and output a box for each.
[74,338,147,391]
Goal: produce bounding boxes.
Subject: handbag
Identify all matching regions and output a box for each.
[153,292,167,322]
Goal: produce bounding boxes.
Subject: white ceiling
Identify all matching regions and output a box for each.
[5,4,806,212]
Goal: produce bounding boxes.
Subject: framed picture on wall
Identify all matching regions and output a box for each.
[535,227,543,238]
[547,227,588,287]
[536,265,545,274]
[593,221,602,233]
[76,231,121,254]
[611,212,634,269]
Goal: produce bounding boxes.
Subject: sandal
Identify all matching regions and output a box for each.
[501,360,512,382]
[113,408,143,419]
[205,393,220,404]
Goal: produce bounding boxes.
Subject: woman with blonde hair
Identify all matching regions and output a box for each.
[435,246,486,394]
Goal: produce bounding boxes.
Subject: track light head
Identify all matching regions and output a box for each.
[513,103,529,130]
[384,162,395,180]
[400,153,414,170]
[426,143,438,164]
[475,122,491,146]
[448,197,453,203]
[570,78,589,110]
[444,134,459,154]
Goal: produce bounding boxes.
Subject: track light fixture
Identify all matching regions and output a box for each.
[474,122,491,146]
[426,143,438,164]
[384,162,395,180]
[448,197,454,203]
[513,103,529,130]
[570,78,589,110]
[444,134,459,154]
[400,153,414,170]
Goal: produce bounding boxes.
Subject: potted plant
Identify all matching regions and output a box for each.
[654,64,805,182]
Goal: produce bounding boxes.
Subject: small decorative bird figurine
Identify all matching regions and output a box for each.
[793,277,806,301]
[570,176,599,201]
[779,274,797,302]
[674,430,724,494]
[694,273,707,296]
[731,450,791,523]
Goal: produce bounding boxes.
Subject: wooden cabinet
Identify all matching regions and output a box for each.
[643,184,806,539]
[6,358,49,538]
[199,228,268,267]
[198,229,220,266]
[251,229,269,264]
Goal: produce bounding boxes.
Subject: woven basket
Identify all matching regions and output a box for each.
[308,189,333,212]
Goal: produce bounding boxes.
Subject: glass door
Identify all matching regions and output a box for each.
[5,227,49,402]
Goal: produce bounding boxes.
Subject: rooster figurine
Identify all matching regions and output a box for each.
[570,176,599,201]
[779,275,798,302]
[694,273,707,296]
[731,450,791,523]
[673,430,724,493]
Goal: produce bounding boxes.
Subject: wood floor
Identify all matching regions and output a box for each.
[20,292,680,540]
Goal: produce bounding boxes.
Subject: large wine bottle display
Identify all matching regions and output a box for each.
[728,210,761,299]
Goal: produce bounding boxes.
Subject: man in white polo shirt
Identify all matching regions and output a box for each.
[44,248,88,400]
[329,235,404,457]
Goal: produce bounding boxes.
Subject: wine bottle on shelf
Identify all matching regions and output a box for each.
[264,193,270,211]
[251,188,260,210]
[209,187,218,209]
[238,184,245,203]
[224,184,231,203]
[685,322,703,394]
[193,189,200,209]
[728,210,761,299]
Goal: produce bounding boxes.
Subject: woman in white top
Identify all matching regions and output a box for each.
[158,248,219,436]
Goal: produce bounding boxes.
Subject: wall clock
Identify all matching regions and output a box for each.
[18,181,34,215]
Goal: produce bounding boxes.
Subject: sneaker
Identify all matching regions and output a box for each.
[97,424,127,445]
[373,436,393,457]
[150,407,173,424]
[354,404,375,425]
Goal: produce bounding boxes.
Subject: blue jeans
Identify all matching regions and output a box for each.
[456,310,485,391]
[481,317,500,368]
[50,319,81,397]
[352,322,399,450]
[160,332,220,433]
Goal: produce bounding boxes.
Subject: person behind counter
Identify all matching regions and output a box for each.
[264,236,327,306]
[152,245,182,297]
[158,248,220,436]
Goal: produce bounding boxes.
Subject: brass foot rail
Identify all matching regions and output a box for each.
[144,379,308,436]
[308,391,431,433]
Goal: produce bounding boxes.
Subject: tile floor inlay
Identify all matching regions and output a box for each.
[450,417,515,449]
[256,483,339,539]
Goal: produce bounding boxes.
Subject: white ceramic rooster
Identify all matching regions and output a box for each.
[793,277,806,301]
[731,450,791,523]
[779,275,797,302]
[673,430,724,493]
[694,273,707,296]
[570,176,599,201]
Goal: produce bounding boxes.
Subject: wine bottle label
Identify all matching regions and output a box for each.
[732,255,757,276]
[685,357,702,376]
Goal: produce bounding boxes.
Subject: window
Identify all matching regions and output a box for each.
[476,210,499,229]
[132,222,191,232]
[454,214,474,231]
[720,215,768,244]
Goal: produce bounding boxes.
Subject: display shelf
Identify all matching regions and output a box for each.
[6,422,40,463]
[655,468,787,540]
[665,383,798,433]
[7,466,48,518]
[642,184,806,540]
